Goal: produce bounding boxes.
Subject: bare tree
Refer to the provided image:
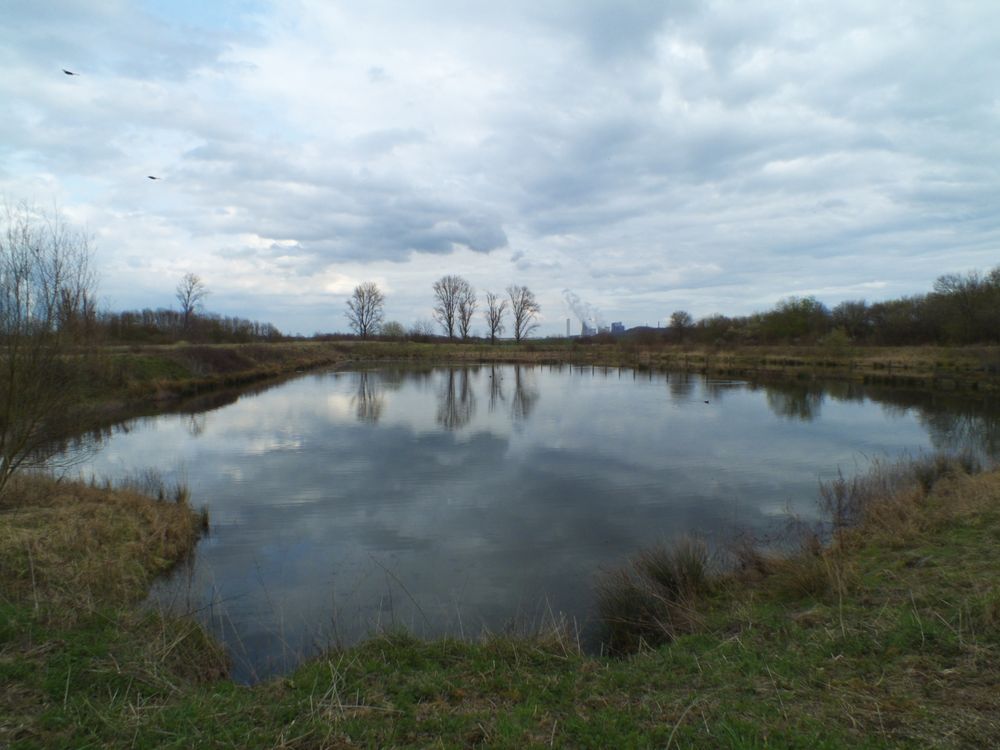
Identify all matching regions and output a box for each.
[457,282,477,339]
[484,291,507,343]
[176,272,208,332]
[507,284,540,342]
[432,275,470,339]
[669,310,694,342]
[409,318,436,340]
[0,203,97,497]
[345,281,385,339]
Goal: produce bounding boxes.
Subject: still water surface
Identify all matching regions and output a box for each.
[74,364,1000,681]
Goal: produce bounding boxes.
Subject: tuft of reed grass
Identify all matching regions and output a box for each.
[596,536,711,654]
[114,467,192,504]
[909,451,982,493]
[633,536,711,599]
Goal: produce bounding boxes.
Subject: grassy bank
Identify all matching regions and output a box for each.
[91,341,1000,410]
[2,458,999,747]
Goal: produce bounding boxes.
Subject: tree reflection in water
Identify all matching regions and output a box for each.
[58,365,1000,467]
[344,366,1000,458]
[351,371,384,424]
[764,384,824,422]
[185,412,207,437]
[668,372,695,400]
[488,364,505,413]
[436,368,476,430]
[510,365,539,423]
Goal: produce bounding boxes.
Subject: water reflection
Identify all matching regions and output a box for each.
[764,384,824,422]
[510,365,539,423]
[668,372,696,399]
[352,371,384,423]
[186,412,207,437]
[437,368,476,430]
[488,364,505,413]
[66,365,1000,682]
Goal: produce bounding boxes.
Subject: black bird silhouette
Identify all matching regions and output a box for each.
[147,176,160,180]
[62,69,78,76]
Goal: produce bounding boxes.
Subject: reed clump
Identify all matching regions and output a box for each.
[113,467,194,505]
[596,536,712,653]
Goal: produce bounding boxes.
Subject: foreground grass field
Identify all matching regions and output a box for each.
[2,457,999,748]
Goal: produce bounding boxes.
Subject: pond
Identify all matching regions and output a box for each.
[72,364,1000,682]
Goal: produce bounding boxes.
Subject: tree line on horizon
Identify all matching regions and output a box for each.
[660,267,1000,347]
[71,265,1000,348]
[341,266,1000,347]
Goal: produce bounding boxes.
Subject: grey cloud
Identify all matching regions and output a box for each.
[531,0,697,60]
[175,140,509,262]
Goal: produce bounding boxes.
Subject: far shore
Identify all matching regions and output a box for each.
[85,339,1000,415]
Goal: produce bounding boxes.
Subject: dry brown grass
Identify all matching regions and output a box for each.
[0,473,228,747]
[0,473,205,616]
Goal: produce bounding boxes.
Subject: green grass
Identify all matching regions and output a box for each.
[3,463,1000,747]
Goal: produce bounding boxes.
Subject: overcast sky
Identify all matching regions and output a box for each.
[4,1,1000,335]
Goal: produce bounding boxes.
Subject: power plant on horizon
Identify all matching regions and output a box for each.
[566,318,626,337]
[563,289,627,338]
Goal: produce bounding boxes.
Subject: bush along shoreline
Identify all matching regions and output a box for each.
[2,453,999,747]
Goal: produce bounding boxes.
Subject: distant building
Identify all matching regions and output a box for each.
[611,322,625,335]
[581,322,597,337]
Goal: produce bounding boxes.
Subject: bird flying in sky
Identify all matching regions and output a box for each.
[62,68,78,76]
[147,175,160,180]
